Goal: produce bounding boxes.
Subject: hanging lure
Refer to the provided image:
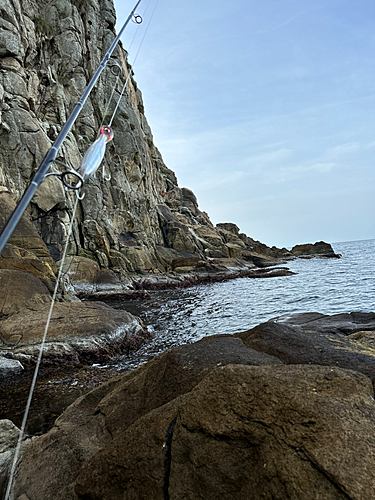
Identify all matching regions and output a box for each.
[80,125,114,180]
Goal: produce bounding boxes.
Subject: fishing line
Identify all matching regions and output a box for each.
[99,0,152,129]
[99,62,123,130]
[4,192,80,500]
[4,2,160,496]
[98,19,139,130]
[109,0,160,126]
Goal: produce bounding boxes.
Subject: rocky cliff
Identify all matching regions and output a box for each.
[0,0,296,280]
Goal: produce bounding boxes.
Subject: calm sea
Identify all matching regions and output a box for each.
[104,239,375,371]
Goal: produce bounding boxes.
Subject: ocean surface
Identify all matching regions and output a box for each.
[104,239,375,371]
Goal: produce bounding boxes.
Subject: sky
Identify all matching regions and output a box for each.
[113,0,375,248]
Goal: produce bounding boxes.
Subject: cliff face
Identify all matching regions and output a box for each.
[0,0,289,276]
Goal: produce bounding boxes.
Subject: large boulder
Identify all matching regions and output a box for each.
[10,336,282,499]
[12,363,375,500]
[235,313,375,382]
[0,301,148,365]
[274,311,375,335]
[0,270,51,317]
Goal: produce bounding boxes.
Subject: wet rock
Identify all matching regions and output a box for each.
[0,357,23,378]
[236,313,375,381]
[274,311,375,335]
[0,301,148,365]
[291,241,341,258]
[0,366,120,437]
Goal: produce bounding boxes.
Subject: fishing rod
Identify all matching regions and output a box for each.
[0,0,142,257]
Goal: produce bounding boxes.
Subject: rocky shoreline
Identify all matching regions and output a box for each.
[0,185,340,376]
[1,311,375,499]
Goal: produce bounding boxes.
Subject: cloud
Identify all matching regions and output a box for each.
[325,142,360,158]
[253,11,306,34]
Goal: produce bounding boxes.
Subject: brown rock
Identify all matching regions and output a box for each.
[291,241,341,258]
[275,311,375,336]
[11,336,282,499]
[224,242,244,258]
[181,187,199,216]
[235,316,375,381]
[167,365,375,500]
[0,301,147,364]
[57,255,100,284]
[96,336,283,437]
[74,365,375,500]
[216,222,240,235]
[0,250,56,293]
[0,270,51,318]
[0,192,56,272]
[95,268,121,285]
[349,330,375,349]
[0,192,57,292]
[193,225,226,249]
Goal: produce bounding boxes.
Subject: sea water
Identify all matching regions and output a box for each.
[105,239,375,371]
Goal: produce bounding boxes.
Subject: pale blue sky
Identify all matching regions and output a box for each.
[114,0,375,248]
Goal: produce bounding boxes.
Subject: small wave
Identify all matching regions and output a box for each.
[103,239,374,371]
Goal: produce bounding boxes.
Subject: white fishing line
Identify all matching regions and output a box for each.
[4,193,79,500]
[4,1,161,496]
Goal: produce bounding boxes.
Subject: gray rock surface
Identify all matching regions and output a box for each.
[290,241,341,258]
[274,311,375,335]
[0,357,23,378]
